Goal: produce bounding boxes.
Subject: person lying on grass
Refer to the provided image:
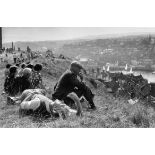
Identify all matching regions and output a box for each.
[11,89,83,119]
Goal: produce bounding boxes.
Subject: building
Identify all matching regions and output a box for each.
[131,60,139,66]
[143,59,153,65]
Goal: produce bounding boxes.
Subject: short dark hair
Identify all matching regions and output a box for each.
[9,66,18,74]
[21,63,26,69]
[34,64,42,71]
[26,64,34,69]
[6,64,11,69]
[15,64,20,67]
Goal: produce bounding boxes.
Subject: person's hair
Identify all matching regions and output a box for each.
[21,63,26,69]
[6,64,11,69]
[9,66,18,76]
[26,64,34,69]
[22,68,32,79]
[34,64,42,72]
[15,64,20,67]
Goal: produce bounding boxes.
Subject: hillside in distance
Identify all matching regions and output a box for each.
[3,33,155,65]
[59,34,155,65]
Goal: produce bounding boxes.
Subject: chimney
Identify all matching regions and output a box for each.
[12,42,14,50]
[0,27,2,50]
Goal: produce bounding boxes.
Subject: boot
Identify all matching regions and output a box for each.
[88,101,96,110]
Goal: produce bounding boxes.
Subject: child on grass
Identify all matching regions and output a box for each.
[19,68,32,93]
[31,64,44,89]
[4,64,12,78]
[4,66,19,96]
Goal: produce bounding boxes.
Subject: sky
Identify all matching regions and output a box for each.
[2,27,155,43]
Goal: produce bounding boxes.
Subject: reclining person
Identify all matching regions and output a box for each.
[12,89,83,119]
[52,61,96,110]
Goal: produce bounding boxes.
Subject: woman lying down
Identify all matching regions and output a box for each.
[11,89,83,119]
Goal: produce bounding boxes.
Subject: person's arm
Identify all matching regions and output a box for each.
[70,74,85,90]
[4,77,9,92]
[38,73,45,89]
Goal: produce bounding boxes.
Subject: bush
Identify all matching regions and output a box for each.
[130,106,150,127]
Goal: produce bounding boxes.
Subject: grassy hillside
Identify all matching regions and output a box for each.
[1,56,155,128]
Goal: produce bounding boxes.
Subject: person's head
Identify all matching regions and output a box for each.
[33,64,42,72]
[22,68,32,79]
[6,64,11,69]
[26,64,34,69]
[21,63,26,69]
[70,61,83,75]
[15,63,20,67]
[9,66,18,77]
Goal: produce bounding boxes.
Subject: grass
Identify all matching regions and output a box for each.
[1,55,155,128]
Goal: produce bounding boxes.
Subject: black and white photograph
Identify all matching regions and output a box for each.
[2,0,155,155]
[1,27,155,128]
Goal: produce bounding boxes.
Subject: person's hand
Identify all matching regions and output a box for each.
[78,72,84,81]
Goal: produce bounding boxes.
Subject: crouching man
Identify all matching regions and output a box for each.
[52,61,96,110]
[12,89,82,119]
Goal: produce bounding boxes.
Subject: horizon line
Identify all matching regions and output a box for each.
[2,31,155,44]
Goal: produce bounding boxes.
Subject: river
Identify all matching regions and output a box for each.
[119,70,155,83]
[133,71,155,83]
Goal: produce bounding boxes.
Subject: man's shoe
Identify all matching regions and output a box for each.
[91,106,97,110]
[88,106,97,111]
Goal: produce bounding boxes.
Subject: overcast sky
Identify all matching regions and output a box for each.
[2,27,155,43]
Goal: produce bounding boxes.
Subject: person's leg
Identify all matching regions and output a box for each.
[73,85,96,109]
[52,100,77,119]
[63,96,76,108]
[33,101,51,118]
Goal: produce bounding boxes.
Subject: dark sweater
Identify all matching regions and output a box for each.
[19,76,31,93]
[52,69,86,100]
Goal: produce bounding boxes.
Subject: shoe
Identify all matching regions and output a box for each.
[91,106,97,110]
[88,105,97,111]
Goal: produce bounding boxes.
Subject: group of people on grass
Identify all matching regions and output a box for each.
[3,61,96,119]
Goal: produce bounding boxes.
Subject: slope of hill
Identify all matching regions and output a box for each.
[0,56,155,127]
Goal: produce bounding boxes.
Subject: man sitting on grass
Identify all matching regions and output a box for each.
[52,61,96,110]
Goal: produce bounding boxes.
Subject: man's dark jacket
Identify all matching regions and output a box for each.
[52,69,85,100]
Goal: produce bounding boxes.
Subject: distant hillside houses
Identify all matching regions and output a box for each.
[101,49,113,54]
[131,60,139,66]
[141,59,154,65]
